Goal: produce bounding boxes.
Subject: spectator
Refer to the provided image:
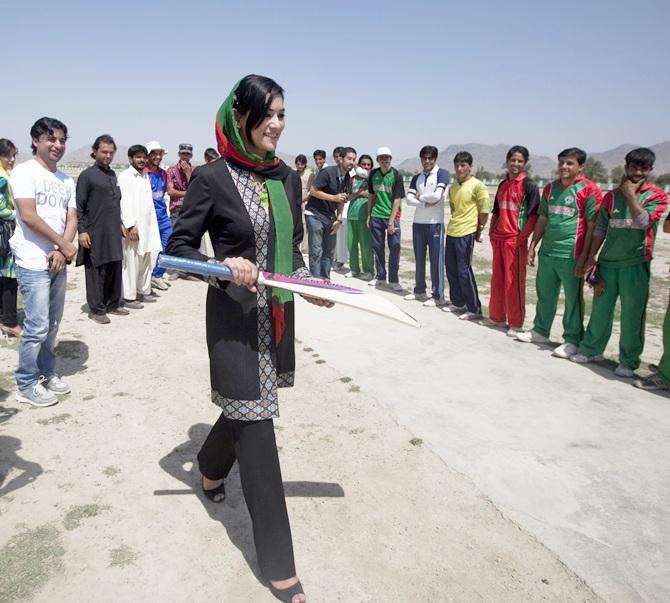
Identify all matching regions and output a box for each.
[345,154,374,279]
[145,141,171,291]
[0,139,20,337]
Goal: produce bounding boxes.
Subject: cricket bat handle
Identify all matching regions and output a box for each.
[157,254,268,285]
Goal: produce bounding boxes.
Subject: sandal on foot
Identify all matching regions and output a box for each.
[201,478,225,503]
[269,580,304,602]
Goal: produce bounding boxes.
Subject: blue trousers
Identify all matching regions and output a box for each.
[306,214,336,279]
[370,216,401,283]
[445,233,481,313]
[412,223,445,299]
[152,200,172,278]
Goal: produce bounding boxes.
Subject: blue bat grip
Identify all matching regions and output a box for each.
[157,255,234,280]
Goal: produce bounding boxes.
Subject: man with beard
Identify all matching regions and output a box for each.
[118,145,162,308]
[571,148,668,378]
[76,134,127,324]
[10,117,78,406]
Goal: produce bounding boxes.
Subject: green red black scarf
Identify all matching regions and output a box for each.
[215,81,293,344]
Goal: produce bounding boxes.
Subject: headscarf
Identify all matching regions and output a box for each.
[215,80,293,344]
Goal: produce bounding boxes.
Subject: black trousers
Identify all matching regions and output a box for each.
[198,414,296,581]
[0,276,18,326]
[85,260,122,314]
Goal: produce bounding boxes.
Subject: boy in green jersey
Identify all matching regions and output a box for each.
[572,148,668,377]
[516,148,603,358]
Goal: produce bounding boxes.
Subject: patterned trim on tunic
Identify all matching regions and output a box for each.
[211,161,280,420]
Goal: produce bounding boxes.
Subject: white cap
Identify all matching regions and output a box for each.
[145,141,166,154]
[376,146,392,158]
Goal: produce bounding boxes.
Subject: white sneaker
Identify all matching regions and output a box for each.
[506,328,522,338]
[44,375,71,395]
[403,292,428,301]
[570,353,604,364]
[367,278,379,286]
[614,364,635,378]
[516,330,550,344]
[151,277,169,291]
[552,342,579,359]
[16,377,58,407]
[441,304,466,313]
[389,282,404,292]
[423,298,445,307]
[344,271,357,278]
[481,318,507,327]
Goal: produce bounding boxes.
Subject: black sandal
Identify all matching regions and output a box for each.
[269,580,304,602]
[201,477,225,503]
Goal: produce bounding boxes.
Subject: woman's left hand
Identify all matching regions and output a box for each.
[300,294,334,308]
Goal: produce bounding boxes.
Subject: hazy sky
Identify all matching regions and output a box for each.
[5,0,670,163]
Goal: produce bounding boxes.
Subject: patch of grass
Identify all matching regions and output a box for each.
[37,413,71,426]
[348,385,360,393]
[109,544,138,568]
[102,466,120,477]
[54,340,85,360]
[63,504,111,531]
[312,353,319,357]
[349,427,364,435]
[339,376,352,383]
[112,392,128,398]
[315,359,325,364]
[0,524,65,602]
[303,347,314,352]
[82,394,94,401]
[409,437,423,447]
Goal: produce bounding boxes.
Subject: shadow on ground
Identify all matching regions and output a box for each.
[157,423,344,586]
[0,435,43,497]
[55,339,89,376]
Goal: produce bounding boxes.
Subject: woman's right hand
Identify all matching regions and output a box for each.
[223,257,258,292]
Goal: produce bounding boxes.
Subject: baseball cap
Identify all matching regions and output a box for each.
[146,141,166,154]
[178,143,193,154]
[376,146,392,158]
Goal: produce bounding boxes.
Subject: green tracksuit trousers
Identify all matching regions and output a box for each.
[579,263,650,369]
[347,218,374,275]
[657,296,670,384]
[533,254,584,345]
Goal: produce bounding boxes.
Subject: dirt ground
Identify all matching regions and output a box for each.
[0,266,601,602]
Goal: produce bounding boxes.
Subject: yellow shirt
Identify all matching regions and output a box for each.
[447,177,490,237]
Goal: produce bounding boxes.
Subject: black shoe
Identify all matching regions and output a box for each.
[88,312,110,324]
[269,580,304,602]
[201,477,225,503]
[137,294,157,304]
[123,299,144,310]
[109,307,130,316]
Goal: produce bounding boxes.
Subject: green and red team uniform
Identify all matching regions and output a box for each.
[655,215,670,385]
[533,176,602,345]
[489,172,540,328]
[579,184,668,369]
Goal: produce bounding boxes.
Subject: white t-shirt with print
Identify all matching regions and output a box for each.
[9,159,76,270]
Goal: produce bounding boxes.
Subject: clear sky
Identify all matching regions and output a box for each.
[5,0,670,163]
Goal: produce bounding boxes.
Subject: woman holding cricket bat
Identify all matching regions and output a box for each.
[167,75,329,603]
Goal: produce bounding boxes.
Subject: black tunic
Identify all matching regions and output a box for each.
[166,158,306,420]
[76,164,123,267]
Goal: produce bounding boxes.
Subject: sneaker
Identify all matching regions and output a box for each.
[570,353,604,364]
[123,299,144,310]
[167,272,181,281]
[368,278,382,287]
[89,312,111,325]
[516,329,550,344]
[389,282,404,292]
[44,375,71,395]
[441,304,466,313]
[404,292,428,301]
[344,271,358,278]
[634,374,669,390]
[614,364,635,378]
[137,294,157,304]
[459,312,483,321]
[423,298,446,308]
[506,327,522,338]
[109,307,130,316]
[359,272,374,280]
[16,377,58,407]
[481,318,507,327]
[0,323,23,337]
[151,277,169,291]
[552,342,579,359]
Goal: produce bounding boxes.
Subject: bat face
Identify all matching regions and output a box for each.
[262,273,363,294]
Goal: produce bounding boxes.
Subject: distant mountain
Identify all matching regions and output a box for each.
[397,141,670,179]
[62,145,130,166]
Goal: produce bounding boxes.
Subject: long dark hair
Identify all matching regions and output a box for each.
[234,74,284,142]
[0,138,17,158]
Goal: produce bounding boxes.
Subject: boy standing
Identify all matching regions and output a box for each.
[442,151,490,319]
[404,145,450,306]
[487,146,540,335]
[571,148,668,377]
[517,148,603,358]
[367,147,405,290]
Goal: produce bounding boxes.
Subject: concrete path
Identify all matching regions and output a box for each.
[295,276,670,603]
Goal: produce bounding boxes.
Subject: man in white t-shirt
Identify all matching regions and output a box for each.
[10,117,78,407]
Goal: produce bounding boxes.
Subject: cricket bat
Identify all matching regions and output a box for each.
[158,255,420,328]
